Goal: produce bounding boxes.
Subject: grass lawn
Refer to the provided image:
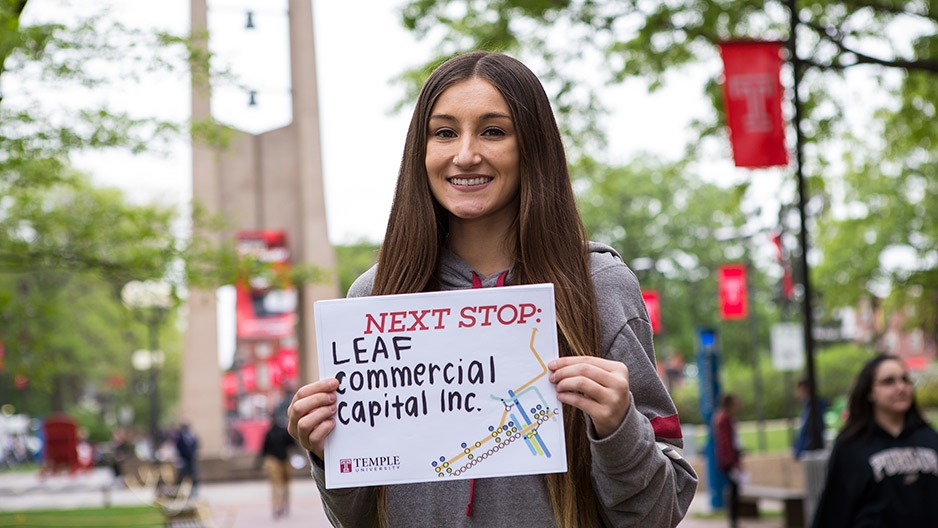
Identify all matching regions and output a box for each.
[737,423,796,453]
[0,505,164,527]
[697,411,938,455]
[691,419,800,455]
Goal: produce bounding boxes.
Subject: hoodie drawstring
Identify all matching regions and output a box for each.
[466,478,476,516]
[470,270,508,289]
[465,269,509,516]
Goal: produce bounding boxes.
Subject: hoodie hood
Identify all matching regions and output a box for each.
[438,248,513,290]
[438,242,624,291]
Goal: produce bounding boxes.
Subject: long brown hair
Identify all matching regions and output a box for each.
[373,51,602,527]
[839,354,927,443]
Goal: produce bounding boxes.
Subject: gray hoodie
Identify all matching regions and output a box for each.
[310,242,698,527]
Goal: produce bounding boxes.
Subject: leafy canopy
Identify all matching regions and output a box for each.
[398,0,938,339]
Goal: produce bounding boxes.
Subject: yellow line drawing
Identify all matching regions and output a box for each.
[433,327,559,475]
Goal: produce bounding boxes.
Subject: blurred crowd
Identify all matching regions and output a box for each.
[0,411,193,481]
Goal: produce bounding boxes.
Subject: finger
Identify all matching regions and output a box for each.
[288,379,339,419]
[550,360,629,393]
[555,383,630,439]
[549,356,628,380]
[555,386,604,415]
[554,374,627,409]
[548,355,616,371]
[287,392,337,439]
[291,378,339,403]
[287,379,339,437]
[549,359,630,438]
[555,385,624,423]
[296,404,338,458]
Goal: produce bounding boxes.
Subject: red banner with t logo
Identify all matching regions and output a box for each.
[718,41,788,168]
[718,264,748,320]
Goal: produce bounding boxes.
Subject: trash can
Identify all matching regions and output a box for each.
[801,448,830,527]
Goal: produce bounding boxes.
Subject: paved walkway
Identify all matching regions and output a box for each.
[0,467,786,527]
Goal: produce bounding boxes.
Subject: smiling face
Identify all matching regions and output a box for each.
[869,358,914,419]
[425,78,521,228]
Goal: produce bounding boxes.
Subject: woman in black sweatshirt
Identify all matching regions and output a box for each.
[812,354,938,528]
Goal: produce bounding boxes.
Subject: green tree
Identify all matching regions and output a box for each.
[398,0,938,350]
[813,80,938,339]
[398,0,937,147]
[0,173,191,419]
[1,1,191,185]
[574,155,781,363]
[0,2,236,423]
[335,241,380,296]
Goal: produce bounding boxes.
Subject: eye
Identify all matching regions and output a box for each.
[482,127,506,137]
[432,128,457,139]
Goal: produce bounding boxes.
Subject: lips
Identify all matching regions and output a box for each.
[448,176,493,186]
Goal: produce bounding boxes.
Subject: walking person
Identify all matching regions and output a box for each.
[287,50,697,527]
[793,377,827,459]
[174,422,199,494]
[811,354,938,527]
[258,415,298,519]
[714,393,744,528]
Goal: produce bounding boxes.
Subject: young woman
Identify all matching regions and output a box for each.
[812,354,938,527]
[287,51,697,527]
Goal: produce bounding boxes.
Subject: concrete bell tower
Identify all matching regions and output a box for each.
[183,0,338,458]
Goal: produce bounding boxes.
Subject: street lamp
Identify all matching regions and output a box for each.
[121,280,173,459]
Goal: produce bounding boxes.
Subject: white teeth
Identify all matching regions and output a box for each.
[450,177,492,186]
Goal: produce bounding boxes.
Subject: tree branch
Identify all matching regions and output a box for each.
[0,0,30,89]
[3,0,28,17]
[803,19,938,73]
[839,0,937,23]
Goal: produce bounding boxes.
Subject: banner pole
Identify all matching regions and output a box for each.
[786,0,823,451]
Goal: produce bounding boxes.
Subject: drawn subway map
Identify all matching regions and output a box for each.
[431,327,560,478]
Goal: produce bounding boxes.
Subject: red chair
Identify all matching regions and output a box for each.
[41,414,83,475]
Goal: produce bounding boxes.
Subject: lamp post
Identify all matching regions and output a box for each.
[122,280,173,458]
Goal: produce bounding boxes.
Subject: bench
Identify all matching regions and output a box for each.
[740,484,805,528]
[125,463,209,527]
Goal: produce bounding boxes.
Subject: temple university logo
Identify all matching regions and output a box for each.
[717,40,788,168]
[336,455,403,474]
[340,459,353,473]
[727,74,776,133]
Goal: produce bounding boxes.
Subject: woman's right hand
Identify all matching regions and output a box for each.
[287,377,340,460]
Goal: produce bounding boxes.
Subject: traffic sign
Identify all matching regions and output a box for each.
[770,323,805,371]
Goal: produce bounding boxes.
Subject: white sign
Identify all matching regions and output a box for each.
[315,284,567,489]
[770,323,805,371]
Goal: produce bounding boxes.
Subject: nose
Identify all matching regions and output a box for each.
[454,136,481,168]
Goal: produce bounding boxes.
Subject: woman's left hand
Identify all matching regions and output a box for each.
[548,356,630,439]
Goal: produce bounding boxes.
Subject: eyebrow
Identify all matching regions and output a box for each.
[429,112,513,122]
